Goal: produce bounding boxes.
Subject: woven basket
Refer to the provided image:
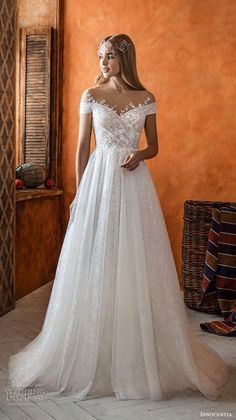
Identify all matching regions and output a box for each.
[181,200,236,314]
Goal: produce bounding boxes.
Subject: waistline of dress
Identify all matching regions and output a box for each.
[94,145,139,153]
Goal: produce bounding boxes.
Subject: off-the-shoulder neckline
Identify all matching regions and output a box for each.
[83,89,156,117]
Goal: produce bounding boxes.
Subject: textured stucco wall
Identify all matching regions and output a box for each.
[63,0,236,285]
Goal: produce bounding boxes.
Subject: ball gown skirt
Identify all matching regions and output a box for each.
[8,91,231,401]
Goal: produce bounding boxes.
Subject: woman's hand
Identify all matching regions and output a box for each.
[120,151,141,171]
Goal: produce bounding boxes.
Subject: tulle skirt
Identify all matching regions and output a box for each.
[8,146,230,401]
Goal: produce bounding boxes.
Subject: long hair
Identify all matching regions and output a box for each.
[94,34,146,90]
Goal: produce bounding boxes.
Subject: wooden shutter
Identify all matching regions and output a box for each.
[19,27,52,169]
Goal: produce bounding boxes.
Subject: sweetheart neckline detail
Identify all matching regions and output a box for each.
[85,90,156,117]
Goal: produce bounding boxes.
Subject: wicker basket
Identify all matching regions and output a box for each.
[181,200,236,314]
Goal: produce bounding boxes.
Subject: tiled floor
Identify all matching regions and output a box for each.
[0,282,235,420]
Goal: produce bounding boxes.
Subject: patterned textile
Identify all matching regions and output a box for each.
[199,205,236,336]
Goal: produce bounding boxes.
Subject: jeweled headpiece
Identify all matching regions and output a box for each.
[113,38,132,53]
[97,38,132,56]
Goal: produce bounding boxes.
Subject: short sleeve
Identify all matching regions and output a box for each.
[146,101,157,116]
[79,89,93,115]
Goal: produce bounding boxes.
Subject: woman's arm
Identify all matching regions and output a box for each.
[121,110,158,171]
[75,112,92,189]
[139,113,158,160]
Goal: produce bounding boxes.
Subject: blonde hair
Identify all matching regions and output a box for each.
[94,34,146,90]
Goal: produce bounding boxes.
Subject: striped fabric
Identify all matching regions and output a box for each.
[199,205,236,336]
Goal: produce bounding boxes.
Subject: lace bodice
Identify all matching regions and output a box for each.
[79,89,157,152]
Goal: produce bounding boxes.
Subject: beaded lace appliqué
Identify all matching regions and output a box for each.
[79,89,156,154]
[84,90,155,117]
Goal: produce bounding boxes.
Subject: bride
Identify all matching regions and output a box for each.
[8,33,230,401]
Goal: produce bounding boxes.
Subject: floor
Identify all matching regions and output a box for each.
[0,282,235,420]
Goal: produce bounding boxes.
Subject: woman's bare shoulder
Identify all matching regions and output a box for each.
[80,88,90,101]
[81,85,104,101]
[130,89,156,103]
[87,85,100,93]
[142,89,156,103]
[80,86,99,101]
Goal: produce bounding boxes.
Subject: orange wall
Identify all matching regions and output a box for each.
[62,0,236,286]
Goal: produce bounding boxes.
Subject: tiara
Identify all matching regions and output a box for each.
[113,39,132,53]
[98,38,132,55]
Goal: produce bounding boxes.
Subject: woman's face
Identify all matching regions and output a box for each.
[98,42,120,78]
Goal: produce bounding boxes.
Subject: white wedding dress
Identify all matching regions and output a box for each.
[8,89,230,401]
